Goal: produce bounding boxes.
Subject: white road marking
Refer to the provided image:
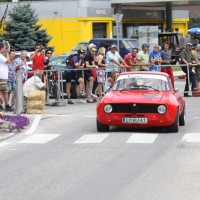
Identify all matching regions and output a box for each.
[43,114,73,117]
[126,134,158,144]
[74,134,109,144]
[181,133,200,143]
[85,115,96,118]
[0,142,12,147]
[18,134,60,144]
[24,115,42,135]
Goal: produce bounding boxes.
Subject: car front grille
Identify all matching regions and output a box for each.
[111,104,159,114]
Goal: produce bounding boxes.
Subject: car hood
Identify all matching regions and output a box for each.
[104,91,168,104]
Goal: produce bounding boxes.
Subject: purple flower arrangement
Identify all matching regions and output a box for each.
[0,114,30,133]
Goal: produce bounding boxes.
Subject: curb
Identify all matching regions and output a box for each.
[0,132,16,142]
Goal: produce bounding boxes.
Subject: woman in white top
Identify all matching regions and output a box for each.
[94,47,108,99]
[15,50,29,82]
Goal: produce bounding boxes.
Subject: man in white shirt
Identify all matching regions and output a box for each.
[23,71,46,97]
[0,42,11,111]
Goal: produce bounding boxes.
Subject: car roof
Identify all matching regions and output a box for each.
[120,71,169,78]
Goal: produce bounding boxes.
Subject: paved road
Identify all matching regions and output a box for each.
[0,81,200,200]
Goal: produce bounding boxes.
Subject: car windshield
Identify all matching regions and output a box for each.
[50,56,67,68]
[122,40,138,49]
[112,74,170,91]
[72,42,88,51]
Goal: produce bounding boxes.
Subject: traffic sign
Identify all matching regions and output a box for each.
[113,14,123,23]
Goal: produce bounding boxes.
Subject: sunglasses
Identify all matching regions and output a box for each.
[92,50,96,53]
[132,51,138,53]
[47,52,52,54]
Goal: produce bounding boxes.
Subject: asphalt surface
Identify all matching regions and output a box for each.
[0,80,200,200]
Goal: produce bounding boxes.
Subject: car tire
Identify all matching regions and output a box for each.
[167,110,179,133]
[97,119,109,132]
[179,105,186,126]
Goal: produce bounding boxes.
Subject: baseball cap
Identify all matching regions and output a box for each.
[78,48,85,54]
[88,43,96,49]
[111,44,117,48]
[142,44,149,49]
[186,42,193,46]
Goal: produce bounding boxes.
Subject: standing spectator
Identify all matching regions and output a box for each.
[44,49,53,92]
[124,48,141,71]
[8,50,17,110]
[65,50,86,104]
[180,42,196,97]
[0,42,11,111]
[149,44,162,71]
[87,43,97,98]
[84,46,98,103]
[106,44,127,79]
[161,43,175,88]
[15,50,29,82]
[30,43,46,78]
[193,44,200,89]
[76,49,86,98]
[94,47,108,99]
[138,44,150,71]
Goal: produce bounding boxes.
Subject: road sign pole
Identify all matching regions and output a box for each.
[113,14,123,53]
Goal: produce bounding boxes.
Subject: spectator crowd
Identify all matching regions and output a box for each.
[1,40,200,112]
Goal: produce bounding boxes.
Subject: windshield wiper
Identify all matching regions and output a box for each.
[129,85,160,92]
[139,85,160,92]
[119,88,129,92]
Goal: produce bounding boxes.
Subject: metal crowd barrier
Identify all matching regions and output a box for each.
[15,63,197,113]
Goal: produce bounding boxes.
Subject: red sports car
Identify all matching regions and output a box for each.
[96,71,185,132]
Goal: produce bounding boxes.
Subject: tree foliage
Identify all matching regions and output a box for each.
[3,3,53,52]
[189,16,200,29]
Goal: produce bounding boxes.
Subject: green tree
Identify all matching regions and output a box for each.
[3,3,53,52]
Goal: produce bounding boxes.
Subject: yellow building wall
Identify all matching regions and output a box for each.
[38,17,113,55]
[163,18,189,36]
[123,17,188,35]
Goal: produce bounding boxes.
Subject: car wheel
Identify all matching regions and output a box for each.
[179,105,186,126]
[167,110,179,133]
[97,119,109,132]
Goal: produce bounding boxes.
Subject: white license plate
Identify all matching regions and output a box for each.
[122,117,148,124]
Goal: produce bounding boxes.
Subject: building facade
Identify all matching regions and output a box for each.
[0,0,195,54]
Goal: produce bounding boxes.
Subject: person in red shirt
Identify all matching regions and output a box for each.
[30,43,46,78]
[124,48,141,72]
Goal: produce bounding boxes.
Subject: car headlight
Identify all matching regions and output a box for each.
[157,105,167,114]
[104,104,113,113]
